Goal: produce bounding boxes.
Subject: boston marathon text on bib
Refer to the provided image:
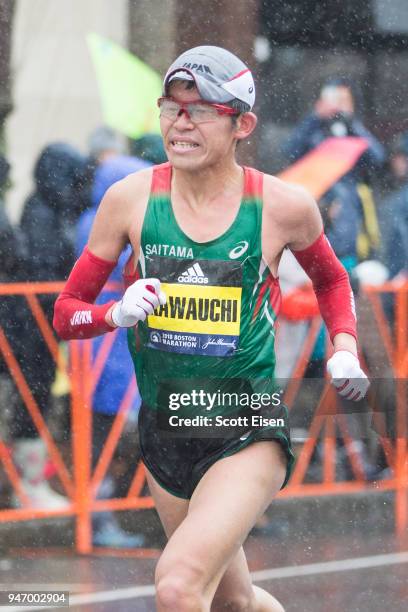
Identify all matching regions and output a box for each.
[126,163,282,410]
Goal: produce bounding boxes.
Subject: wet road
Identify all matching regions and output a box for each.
[0,530,407,611]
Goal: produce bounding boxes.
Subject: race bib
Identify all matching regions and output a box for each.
[146,256,242,356]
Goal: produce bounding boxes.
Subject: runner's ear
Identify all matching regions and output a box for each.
[234,112,257,141]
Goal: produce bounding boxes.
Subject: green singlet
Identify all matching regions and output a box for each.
[125,162,294,497]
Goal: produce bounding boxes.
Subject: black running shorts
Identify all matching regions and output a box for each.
[138,403,295,499]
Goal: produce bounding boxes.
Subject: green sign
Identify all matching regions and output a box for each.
[87,33,162,138]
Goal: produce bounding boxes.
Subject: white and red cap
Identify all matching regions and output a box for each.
[163,45,255,110]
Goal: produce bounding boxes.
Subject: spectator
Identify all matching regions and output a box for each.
[285,97,384,476]
[131,133,167,165]
[381,132,408,282]
[0,153,29,378]
[319,181,362,268]
[284,78,385,261]
[0,154,27,285]
[77,152,150,547]
[83,126,125,190]
[88,126,124,164]
[10,143,89,508]
[284,77,385,174]
[20,142,90,288]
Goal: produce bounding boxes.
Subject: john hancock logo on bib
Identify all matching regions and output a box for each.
[146,256,242,357]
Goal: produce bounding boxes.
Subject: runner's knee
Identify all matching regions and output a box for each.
[156,577,204,611]
[155,558,206,611]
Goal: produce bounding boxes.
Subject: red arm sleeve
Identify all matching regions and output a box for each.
[291,232,357,342]
[53,247,117,340]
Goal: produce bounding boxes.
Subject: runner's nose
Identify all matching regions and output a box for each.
[174,108,194,127]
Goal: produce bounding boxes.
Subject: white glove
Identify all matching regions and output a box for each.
[326,350,369,401]
[111,278,166,327]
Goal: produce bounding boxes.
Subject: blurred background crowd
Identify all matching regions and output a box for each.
[0,0,407,546]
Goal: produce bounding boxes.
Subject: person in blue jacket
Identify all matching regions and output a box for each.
[382,132,408,281]
[319,180,362,269]
[76,152,150,547]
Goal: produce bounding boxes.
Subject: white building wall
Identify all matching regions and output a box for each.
[5,0,127,221]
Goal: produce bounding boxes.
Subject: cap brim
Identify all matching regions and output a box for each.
[167,70,194,82]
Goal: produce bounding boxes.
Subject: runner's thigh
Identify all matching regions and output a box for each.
[156,441,286,599]
[145,468,189,537]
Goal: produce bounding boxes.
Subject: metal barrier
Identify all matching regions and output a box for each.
[0,281,407,554]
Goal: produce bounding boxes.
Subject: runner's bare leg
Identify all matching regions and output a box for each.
[147,440,286,611]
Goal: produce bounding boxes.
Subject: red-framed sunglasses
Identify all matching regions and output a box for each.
[157,96,239,123]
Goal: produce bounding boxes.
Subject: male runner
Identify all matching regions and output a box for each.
[54,46,369,611]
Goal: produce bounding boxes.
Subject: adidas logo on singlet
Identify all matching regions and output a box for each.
[178,262,209,284]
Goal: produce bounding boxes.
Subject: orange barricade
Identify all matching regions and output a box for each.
[0,281,407,553]
[0,281,74,523]
[279,281,408,537]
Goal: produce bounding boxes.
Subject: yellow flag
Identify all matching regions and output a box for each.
[87,33,162,139]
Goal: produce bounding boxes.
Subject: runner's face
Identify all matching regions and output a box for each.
[160,82,238,171]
